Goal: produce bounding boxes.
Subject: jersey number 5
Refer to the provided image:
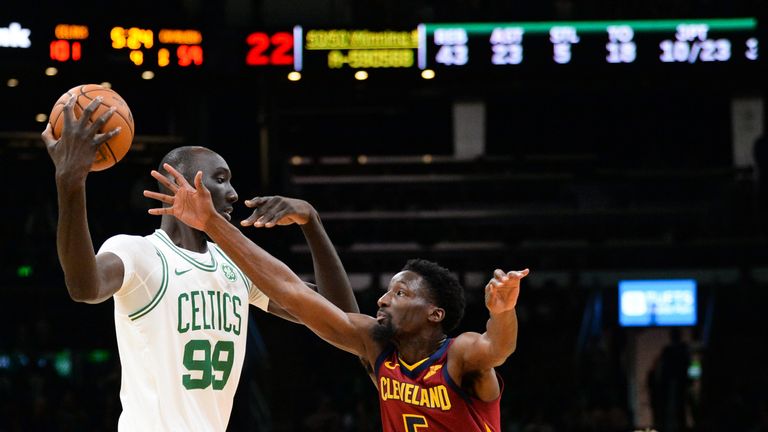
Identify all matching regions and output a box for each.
[182,339,235,390]
[403,414,428,431]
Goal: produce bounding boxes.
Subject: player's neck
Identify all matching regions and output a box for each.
[160,218,209,253]
[394,332,447,365]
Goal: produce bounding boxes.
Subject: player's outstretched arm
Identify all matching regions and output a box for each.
[144,165,375,357]
[42,96,124,303]
[453,269,529,370]
[241,196,358,314]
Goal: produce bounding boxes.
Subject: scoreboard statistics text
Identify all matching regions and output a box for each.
[418,18,759,69]
[0,18,760,77]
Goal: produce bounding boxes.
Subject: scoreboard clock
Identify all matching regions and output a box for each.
[110,26,203,68]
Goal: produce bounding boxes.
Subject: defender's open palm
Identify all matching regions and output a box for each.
[144,163,217,231]
[485,269,529,314]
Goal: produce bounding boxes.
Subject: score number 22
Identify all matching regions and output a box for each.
[246,32,293,66]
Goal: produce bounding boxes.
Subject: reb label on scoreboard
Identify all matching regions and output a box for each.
[419,18,759,70]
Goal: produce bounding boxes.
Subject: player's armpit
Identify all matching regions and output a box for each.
[446,332,504,401]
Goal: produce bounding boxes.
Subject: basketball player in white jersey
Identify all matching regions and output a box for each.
[42,95,358,431]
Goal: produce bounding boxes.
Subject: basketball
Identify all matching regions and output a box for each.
[49,84,135,171]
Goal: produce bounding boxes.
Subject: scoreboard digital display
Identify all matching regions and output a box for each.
[110,26,203,67]
[244,26,418,71]
[301,27,418,70]
[50,25,88,63]
[0,18,761,79]
[418,18,759,69]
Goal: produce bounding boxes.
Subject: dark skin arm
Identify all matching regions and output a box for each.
[241,196,358,315]
[42,96,125,303]
[145,166,381,362]
[447,268,528,401]
[145,165,528,392]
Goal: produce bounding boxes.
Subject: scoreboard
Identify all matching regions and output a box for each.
[0,21,205,73]
[0,18,760,79]
[418,18,759,69]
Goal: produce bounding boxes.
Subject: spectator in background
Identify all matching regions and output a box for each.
[649,328,691,432]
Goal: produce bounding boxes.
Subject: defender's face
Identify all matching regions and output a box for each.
[193,152,238,222]
[376,271,435,337]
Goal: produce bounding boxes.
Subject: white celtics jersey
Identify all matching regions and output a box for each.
[98,229,270,432]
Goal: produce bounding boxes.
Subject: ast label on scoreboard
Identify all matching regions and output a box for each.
[419,18,758,70]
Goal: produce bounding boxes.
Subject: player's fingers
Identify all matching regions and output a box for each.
[148,207,173,216]
[41,123,57,148]
[244,196,270,208]
[150,169,178,193]
[93,126,122,146]
[62,96,77,125]
[143,190,174,204]
[240,213,259,226]
[485,283,497,299]
[79,96,103,127]
[264,208,291,228]
[256,208,283,227]
[262,202,292,226]
[194,171,206,192]
[87,106,116,137]
[508,269,530,279]
[252,200,281,227]
[162,163,190,188]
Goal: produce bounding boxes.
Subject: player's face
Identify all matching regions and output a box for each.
[193,152,238,222]
[375,271,435,339]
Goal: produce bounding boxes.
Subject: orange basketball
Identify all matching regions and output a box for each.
[49,84,135,171]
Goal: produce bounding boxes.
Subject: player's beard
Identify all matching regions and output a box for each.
[372,319,395,342]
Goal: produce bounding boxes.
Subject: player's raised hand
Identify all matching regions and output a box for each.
[240,196,315,228]
[485,268,529,315]
[143,163,217,231]
[43,95,119,181]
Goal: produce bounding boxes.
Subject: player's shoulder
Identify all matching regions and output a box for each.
[449,331,484,354]
[98,232,156,256]
[101,234,150,249]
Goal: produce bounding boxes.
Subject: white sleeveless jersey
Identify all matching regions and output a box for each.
[98,229,270,432]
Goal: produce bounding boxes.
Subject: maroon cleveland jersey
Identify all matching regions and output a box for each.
[374,338,502,432]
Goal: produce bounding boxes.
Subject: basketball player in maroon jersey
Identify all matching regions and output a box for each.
[146,164,528,432]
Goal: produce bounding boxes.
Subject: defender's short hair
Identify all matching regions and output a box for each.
[402,259,465,333]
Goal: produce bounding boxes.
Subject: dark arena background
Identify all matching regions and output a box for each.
[1,1,767,431]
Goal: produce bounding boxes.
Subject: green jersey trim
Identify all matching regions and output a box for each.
[129,248,169,321]
[153,230,218,272]
[212,244,250,293]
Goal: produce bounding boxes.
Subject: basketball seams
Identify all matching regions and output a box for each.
[79,90,135,136]
[102,142,118,169]
[49,84,134,171]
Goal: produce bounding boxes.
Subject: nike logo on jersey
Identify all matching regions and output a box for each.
[175,268,192,276]
[384,361,400,370]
